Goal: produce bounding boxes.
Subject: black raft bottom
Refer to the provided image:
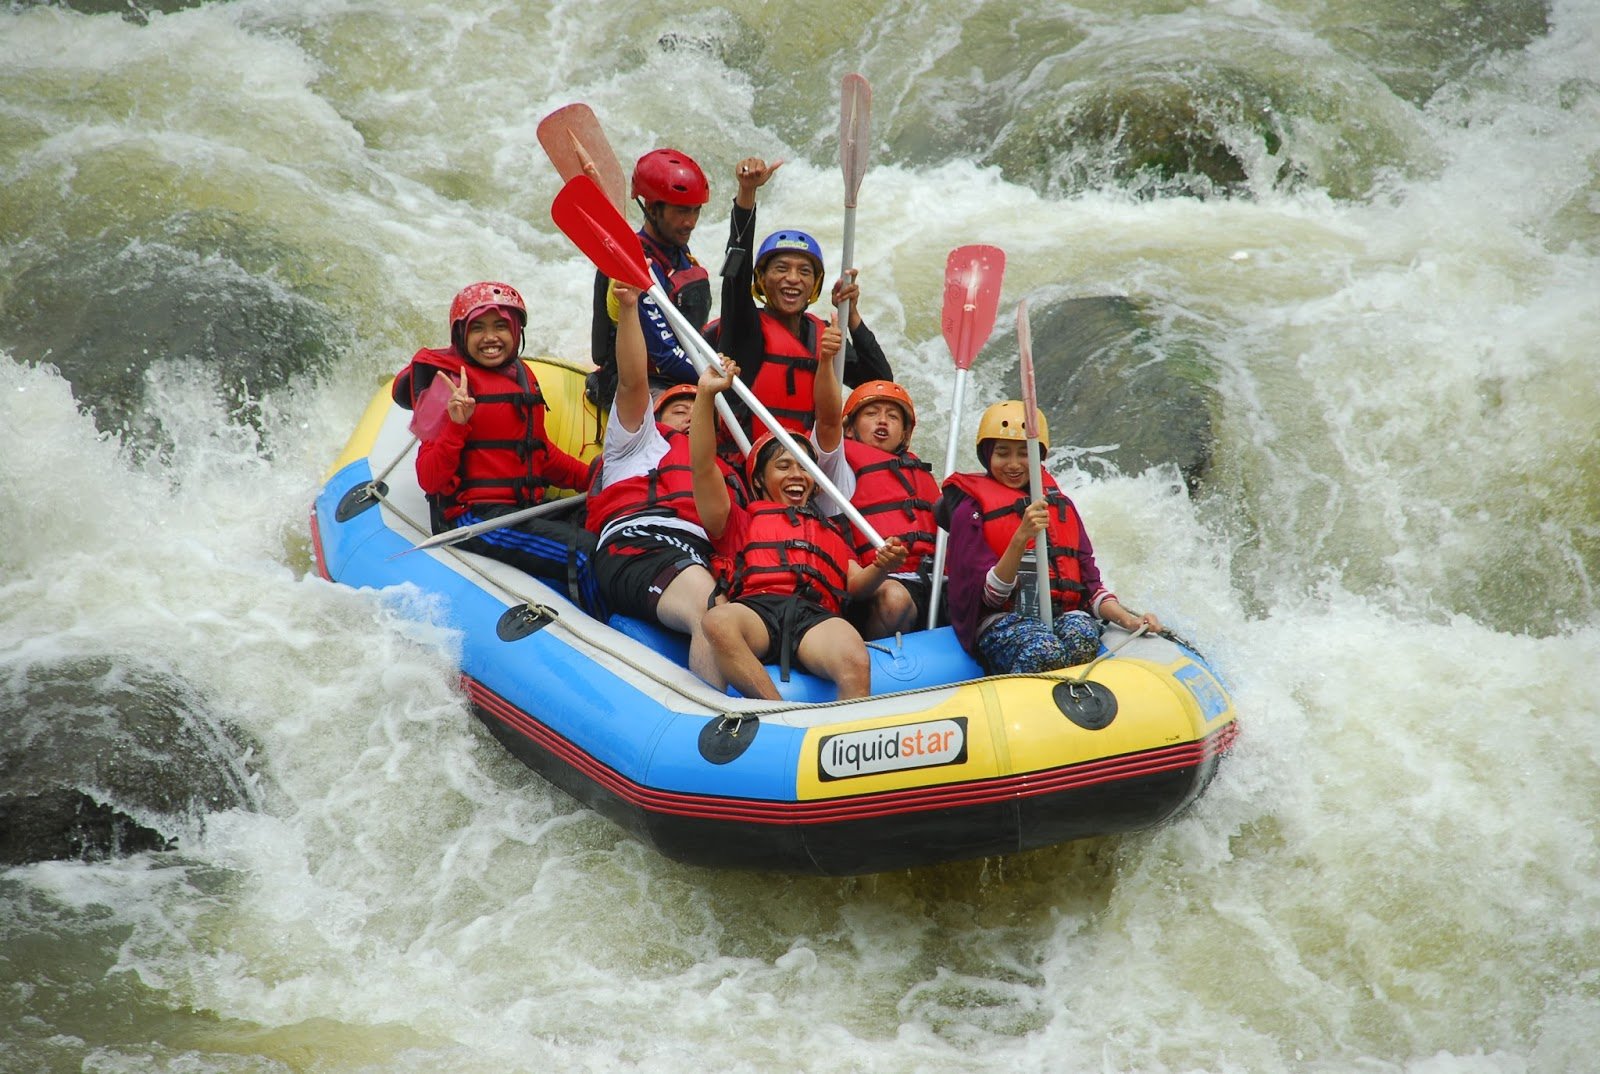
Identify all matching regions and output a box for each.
[471,703,1224,877]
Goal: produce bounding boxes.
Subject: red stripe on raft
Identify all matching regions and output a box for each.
[466,678,1238,826]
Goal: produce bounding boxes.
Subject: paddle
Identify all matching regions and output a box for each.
[392,494,588,559]
[835,73,871,381]
[552,174,886,547]
[925,244,1007,629]
[1016,299,1052,628]
[553,182,751,456]
[538,113,751,456]
[536,103,626,212]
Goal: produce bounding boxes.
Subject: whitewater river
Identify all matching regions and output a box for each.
[2,1,1597,1071]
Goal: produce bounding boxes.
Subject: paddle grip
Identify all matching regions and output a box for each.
[653,285,884,547]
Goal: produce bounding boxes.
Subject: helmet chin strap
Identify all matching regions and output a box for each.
[638,199,668,244]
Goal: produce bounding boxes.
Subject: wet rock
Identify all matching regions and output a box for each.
[981,295,1216,491]
[1311,0,1551,107]
[0,216,343,453]
[874,2,1551,199]
[12,0,206,24]
[0,657,265,866]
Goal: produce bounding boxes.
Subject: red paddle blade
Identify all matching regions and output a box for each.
[551,175,653,291]
[537,103,627,212]
[941,244,1005,371]
[840,73,872,207]
[1017,299,1041,438]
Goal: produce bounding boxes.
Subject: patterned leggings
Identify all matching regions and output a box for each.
[977,610,1103,675]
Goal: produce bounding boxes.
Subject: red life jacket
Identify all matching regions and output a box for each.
[942,469,1089,613]
[724,501,853,614]
[842,438,940,571]
[641,231,711,331]
[584,426,742,535]
[397,349,560,520]
[747,310,827,434]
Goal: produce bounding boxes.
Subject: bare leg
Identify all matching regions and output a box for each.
[859,579,917,640]
[701,603,781,700]
[654,565,725,689]
[795,617,873,700]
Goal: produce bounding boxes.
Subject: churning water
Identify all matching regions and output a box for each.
[2,1,1598,1071]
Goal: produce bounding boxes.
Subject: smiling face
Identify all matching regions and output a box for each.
[848,400,909,453]
[759,253,820,316]
[756,445,817,506]
[986,438,1033,490]
[463,309,517,368]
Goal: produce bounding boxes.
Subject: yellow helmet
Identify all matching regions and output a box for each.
[975,400,1048,452]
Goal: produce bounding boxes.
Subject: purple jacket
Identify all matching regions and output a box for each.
[943,490,1111,657]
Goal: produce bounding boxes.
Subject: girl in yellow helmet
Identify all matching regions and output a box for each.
[939,401,1163,673]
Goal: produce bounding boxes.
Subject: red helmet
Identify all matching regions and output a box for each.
[652,383,697,416]
[744,430,816,494]
[843,380,916,442]
[449,281,527,332]
[631,148,710,206]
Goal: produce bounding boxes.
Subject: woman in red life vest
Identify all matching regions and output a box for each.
[588,148,713,408]
[688,357,907,701]
[839,380,941,638]
[706,156,891,441]
[393,281,602,614]
[585,281,741,688]
[940,401,1162,674]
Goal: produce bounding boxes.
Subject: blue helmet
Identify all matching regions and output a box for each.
[753,229,825,304]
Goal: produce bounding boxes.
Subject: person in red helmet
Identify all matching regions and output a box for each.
[688,355,907,701]
[393,281,602,614]
[584,280,744,688]
[704,156,892,444]
[837,379,941,637]
[588,147,713,409]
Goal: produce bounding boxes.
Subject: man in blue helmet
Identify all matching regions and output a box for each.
[707,156,892,444]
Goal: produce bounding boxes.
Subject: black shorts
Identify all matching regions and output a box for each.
[453,504,603,616]
[594,525,714,619]
[844,573,938,631]
[738,592,842,674]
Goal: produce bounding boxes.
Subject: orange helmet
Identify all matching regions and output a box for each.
[744,430,816,494]
[652,382,697,416]
[843,380,916,443]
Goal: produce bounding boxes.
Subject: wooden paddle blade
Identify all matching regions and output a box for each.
[941,244,1006,371]
[1017,299,1041,437]
[551,175,653,291]
[839,73,872,207]
[537,103,627,212]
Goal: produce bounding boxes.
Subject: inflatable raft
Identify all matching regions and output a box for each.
[310,357,1238,875]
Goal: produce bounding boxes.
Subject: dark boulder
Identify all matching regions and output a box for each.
[0,657,265,866]
[981,295,1217,491]
[0,219,344,455]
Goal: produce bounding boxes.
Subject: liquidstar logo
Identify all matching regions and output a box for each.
[818,717,968,781]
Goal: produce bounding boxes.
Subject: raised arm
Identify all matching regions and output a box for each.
[813,313,844,453]
[719,157,785,391]
[831,270,893,386]
[733,156,782,212]
[609,281,649,434]
[690,358,740,540]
